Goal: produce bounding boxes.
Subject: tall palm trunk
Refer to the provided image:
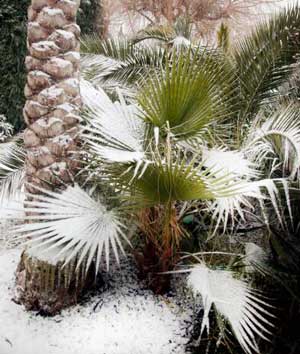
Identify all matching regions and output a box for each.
[14,0,91,315]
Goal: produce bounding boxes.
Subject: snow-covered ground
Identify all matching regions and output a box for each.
[0,246,195,354]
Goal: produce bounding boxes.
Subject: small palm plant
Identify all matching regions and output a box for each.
[77,49,286,293]
[4,48,287,290]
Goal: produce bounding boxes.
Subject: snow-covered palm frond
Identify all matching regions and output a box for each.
[11,184,130,273]
[0,114,13,142]
[208,178,284,233]
[187,263,274,354]
[0,136,25,205]
[80,54,137,98]
[81,80,146,166]
[118,143,282,227]
[170,36,191,49]
[244,105,300,177]
[202,147,259,179]
[133,25,175,45]
[133,17,192,47]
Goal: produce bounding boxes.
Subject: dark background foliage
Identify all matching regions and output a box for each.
[0,0,29,131]
[0,0,97,131]
[78,0,98,35]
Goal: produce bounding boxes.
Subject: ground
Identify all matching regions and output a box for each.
[0,244,196,354]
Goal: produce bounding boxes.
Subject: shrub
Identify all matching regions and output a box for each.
[78,0,97,35]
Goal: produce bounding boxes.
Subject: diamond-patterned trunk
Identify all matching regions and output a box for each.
[14,0,92,315]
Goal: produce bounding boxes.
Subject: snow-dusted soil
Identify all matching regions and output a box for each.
[0,245,195,354]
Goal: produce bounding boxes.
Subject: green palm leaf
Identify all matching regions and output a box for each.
[233,6,300,124]
[138,48,235,140]
[81,36,167,96]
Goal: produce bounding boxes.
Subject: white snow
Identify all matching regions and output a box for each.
[0,248,194,354]
[55,29,75,40]
[43,8,65,17]
[49,58,72,70]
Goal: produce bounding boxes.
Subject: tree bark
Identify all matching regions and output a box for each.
[14,0,90,315]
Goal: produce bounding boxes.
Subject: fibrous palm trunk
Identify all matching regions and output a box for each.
[14,0,91,315]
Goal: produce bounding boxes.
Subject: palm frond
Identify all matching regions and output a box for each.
[187,263,274,354]
[0,135,25,204]
[208,178,283,233]
[202,147,259,179]
[116,144,281,232]
[81,35,134,60]
[133,16,192,46]
[133,25,175,45]
[233,6,300,123]
[138,48,235,140]
[81,80,146,165]
[11,184,129,273]
[244,104,300,177]
[81,36,167,96]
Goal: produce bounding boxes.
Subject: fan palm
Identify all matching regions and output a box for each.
[76,47,290,293]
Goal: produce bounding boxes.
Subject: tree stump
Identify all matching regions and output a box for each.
[14,249,99,315]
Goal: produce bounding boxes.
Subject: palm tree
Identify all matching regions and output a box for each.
[13,0,84,315]
[9,49,289,353]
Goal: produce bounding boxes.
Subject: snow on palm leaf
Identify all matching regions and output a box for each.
[198,147,286,232]
[187,264,274,354]
[11,184,129,273]
[170,36,191,48]
[202,147,259,179]
[121,145,282,231]
[244,104,300,177]
[81,80,146,167]
[0,136,25,205]
[208,178,283,233]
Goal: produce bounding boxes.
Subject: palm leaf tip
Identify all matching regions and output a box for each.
[13,184,130,273]
[0,136,25,206]
[245,104,300,177]
[187,264,274,354]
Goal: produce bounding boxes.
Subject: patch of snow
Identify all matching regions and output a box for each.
[64,51,80,60]
[62,78,79,88]
[170,36,191,48]
[43,8,64,17]
[55,29,75,40]
[56,102,76,113]
[0,249,194,354]
[49,58,72,70]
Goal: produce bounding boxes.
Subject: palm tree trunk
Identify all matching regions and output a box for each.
[14,0,90,315]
